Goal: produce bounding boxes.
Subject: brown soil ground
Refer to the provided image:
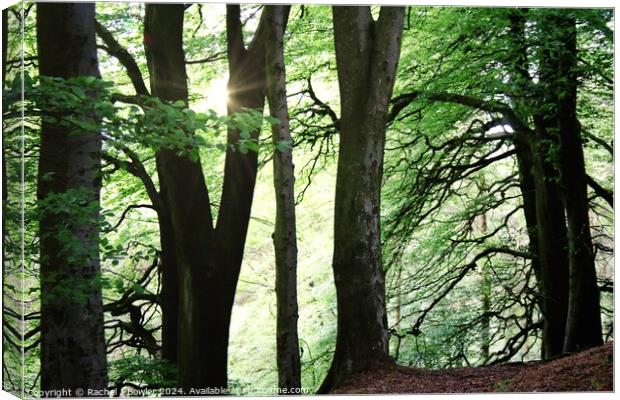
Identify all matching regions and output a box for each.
[334,341,613,394]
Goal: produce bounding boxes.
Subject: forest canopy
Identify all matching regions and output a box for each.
[1,1,614,397]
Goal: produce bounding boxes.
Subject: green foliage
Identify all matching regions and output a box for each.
[381,5,613,371]
[109,355,177,390]
[16,73,270,165]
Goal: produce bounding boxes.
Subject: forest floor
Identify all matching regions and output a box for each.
[334,341,613,394]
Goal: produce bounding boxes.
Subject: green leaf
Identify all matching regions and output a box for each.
[245,140,259,153]
[70,85,86,99]
[131,284,146,295]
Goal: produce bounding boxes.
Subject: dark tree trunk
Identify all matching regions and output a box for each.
[529,122,571,359]
[264,5,301,392]
[158,207,179,365]
[36,3,107,393]
[541,13,603,352]
[507,11,570,360]
[215,4,266,282]
[143,4,217,390]
[506,9,543,298]
[182,5,269,391]
[474,212,491,362]
[513,133,568,359]
[319,6,405,393]
[144,4,268,391]
[513,138,542,295]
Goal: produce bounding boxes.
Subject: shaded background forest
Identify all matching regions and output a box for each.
[1,1,614,396]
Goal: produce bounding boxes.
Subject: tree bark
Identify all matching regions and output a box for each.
[264,5,301,392]
[94,20,149,97]
[143,4,217,390]
[514,132,570,359]
[158,207,179,365]
[474,212,491,363]
[36,3,107,393]
[319,6,405,393]
[144,4,268,391]
[529,121,571,359]
[215,5,266,286]
[507,11,570,359]
[541,13,603,352]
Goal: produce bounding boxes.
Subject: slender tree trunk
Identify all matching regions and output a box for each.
[480,280,491,361]
[215,5,266,286]
[178,5,269,391]
[264,5,301,392]
[319,7,405,393]
[513,137,542,292]
[543,13,603,352]
[474,212,491,362]
[36,3,107,393]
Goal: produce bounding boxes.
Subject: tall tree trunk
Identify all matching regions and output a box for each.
[474,212,491,363]
[143,4,218,390]
[513,134,567,359]
[542,13,603,352]
[513,137,547,360]
[529,122,571,359]
[513,139,541,290]
[264,5,301,392]
[319,6,405,393]
[144,4,268,391]
[36,3,107,392]
[507,11,569,359]
[186,5,269,391]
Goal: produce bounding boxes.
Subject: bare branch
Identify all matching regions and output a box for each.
[186,50,226,65]
[108,204,157,232]
[95,20,150,96]
[586,174,613,209]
